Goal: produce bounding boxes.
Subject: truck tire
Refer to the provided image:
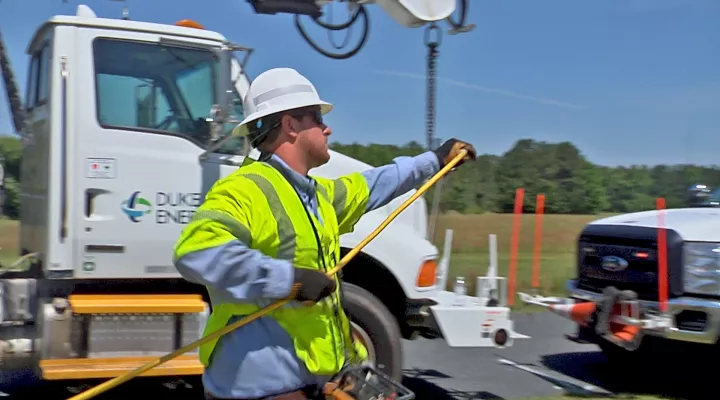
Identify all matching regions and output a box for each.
[342,282,403,381]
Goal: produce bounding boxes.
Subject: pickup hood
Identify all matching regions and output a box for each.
[589,208,720,242]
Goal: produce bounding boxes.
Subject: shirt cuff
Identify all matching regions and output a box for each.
[264,259,295,299]
[414,150,441,178]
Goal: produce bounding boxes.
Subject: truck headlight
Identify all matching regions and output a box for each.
[684,242,720,296]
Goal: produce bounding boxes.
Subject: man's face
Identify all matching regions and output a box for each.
[293,107,332,168]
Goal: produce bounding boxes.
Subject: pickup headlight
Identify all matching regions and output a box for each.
[684,242,720,296]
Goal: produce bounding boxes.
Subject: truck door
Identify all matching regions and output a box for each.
[73,33,245,279]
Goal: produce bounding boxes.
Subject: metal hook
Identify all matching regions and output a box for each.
[424,23,442,48]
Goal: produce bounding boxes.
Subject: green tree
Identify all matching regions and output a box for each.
[0,135,21,218]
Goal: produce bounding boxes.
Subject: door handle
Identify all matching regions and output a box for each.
[84,189,95,218]
[84,188,110,219]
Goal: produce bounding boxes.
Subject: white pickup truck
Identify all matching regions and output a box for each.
[564,183,720,365]
[0,4,525,394]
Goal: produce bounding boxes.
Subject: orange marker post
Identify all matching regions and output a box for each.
[656,198,668,313]
[532,194,545,292]
[507,188,524,306]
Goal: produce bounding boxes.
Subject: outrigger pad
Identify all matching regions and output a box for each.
[593,286,644,351]
[325,365,415,400]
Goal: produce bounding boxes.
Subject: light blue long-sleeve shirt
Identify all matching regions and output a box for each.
[174,151,440,399]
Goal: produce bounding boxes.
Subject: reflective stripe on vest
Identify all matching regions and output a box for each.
[192,161,367,376]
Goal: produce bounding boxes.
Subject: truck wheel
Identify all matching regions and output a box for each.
[342,283,403,381]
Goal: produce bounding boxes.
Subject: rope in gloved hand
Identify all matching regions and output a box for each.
[66,148,470,400]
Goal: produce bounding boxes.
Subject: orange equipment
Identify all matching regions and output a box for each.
[518,286,668,352]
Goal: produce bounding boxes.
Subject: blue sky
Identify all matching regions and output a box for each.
[1,0,718,166]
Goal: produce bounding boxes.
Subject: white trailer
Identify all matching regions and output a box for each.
[0,4,527,394]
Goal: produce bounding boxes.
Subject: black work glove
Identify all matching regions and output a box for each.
[291,267,337,302]
[433,138,477,168]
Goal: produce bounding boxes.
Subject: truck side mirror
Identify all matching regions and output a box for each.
[204,47,234,146]
[134,83,158,128]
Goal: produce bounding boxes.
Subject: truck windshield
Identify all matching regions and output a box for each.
[93,38,246,155]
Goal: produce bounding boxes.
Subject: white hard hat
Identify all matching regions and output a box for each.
[232,68,332,138]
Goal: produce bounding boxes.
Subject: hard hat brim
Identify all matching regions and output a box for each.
[232,100,333,138]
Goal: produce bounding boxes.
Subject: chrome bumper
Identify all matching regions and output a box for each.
[566,279,720,345]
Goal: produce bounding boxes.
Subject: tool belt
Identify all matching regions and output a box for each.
[323,364,415,400]
[205,385,324,400]
[206,365,414,400]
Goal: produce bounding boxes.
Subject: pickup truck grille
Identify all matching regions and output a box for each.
[575,224,684,301]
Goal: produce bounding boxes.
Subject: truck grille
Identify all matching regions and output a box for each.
[576,224,684,301]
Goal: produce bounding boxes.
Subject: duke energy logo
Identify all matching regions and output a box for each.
[121,191,153,222]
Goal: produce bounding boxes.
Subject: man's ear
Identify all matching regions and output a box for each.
[280,114,300,141]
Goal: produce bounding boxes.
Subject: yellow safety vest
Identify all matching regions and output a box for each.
[174,159,370,376]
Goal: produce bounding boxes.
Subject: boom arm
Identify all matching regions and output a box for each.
[244,0,475,59]
[0,29,26,134]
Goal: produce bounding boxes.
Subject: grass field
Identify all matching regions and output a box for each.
[429,212,615,299]
[0,218,19,267]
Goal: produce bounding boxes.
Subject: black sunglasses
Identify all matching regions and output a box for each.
[287,107,322,125]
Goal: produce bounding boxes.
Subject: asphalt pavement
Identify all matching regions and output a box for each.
[12,311,719,399]
[401,310,598,399]
[402,311,720,400]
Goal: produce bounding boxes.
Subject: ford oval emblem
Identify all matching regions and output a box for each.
[600,255,629,272]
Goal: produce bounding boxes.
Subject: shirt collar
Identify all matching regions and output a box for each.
[265,154,317,195]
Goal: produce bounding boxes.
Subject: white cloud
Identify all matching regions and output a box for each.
[369,69,588,110]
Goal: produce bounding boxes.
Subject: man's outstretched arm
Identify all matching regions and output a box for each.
[332,138,476,234]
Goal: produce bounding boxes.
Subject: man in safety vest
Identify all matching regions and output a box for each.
[173,67,476,400]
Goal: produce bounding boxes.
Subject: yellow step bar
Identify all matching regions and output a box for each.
[40,355,204,380]
[68,294,206,314]
[40,294,208,380]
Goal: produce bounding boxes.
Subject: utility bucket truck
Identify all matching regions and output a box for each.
[0,4,526,393]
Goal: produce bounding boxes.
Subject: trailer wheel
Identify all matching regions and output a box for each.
[342,283,403,381]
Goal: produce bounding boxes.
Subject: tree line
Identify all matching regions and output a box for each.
[0,136,20,218]
[1,135,719,218]
[330,139,720,215]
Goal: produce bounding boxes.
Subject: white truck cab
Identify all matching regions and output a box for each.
[565,185,720,364]
[0,4,524,394]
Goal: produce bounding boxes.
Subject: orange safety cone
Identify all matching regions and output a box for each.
[547,301,597,327]
[601,316,643,351]
[594,286,644,351]
[610,321,641,342]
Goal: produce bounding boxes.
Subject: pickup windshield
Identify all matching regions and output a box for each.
[93,37,246,155]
